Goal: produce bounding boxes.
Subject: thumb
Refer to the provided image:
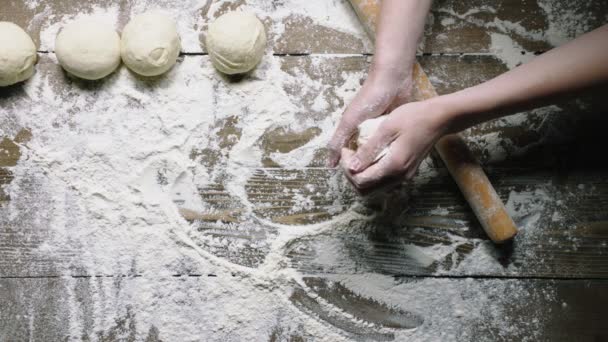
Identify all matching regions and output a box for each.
[327,118,358,167]
[348,125,396,173]
[339,147,356,171]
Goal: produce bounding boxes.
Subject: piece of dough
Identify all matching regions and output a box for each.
[206,11,266,75]
[357,116,389,162]
[121,11,181,77]
[0,22,37,86]
[55,19,121,80]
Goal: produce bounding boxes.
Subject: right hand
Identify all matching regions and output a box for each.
[327,64,413,167]
[339,99,450,193]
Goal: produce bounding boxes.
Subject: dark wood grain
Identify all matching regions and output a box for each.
[0,277,164,341]
[291,276,608,342]
[1,276,606,341]
[2,0,606,54]
[284,167,608,279]
[1,4,608,337]
[1,54,606,280]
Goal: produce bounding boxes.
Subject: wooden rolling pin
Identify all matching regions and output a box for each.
[348,0,517,243]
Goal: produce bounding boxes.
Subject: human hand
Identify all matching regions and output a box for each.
[327,64,413,167]
[340,100,449,193]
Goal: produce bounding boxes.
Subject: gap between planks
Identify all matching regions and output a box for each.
[3,273,608,282]
[0,274,219,279]
[31,51,548,57]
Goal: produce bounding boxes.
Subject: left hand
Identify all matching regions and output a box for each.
[326,63,413,168]
[340,100,449,192]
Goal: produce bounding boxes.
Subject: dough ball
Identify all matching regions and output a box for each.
[121,11,181,77]
[55,19,121,80]
[357,116,389,162]
[206,11,266,75]
[0,22,37,86]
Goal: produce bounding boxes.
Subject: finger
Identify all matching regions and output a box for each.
[356,174,404,196]
[327,116,361,167]
[327,92,392,167]
[341,147,404,195]
[349,152,401,190]
[339,147,356,173]
[340,147,371,195]
[348,123,397,173]
[339,147,359,188]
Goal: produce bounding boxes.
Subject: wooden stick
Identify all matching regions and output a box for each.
[348,0,517,243]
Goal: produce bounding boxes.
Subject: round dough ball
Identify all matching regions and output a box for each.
[0,22,37,86]
[121,11,181,77]
[206,11,266,75]
[55,19,121,80]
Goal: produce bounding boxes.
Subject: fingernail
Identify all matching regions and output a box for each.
[349,158,361,172]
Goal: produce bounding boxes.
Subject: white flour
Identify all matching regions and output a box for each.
[437,0,605,68]
[1,0,600,340]
[489,33,534,69]
[30,0,369,53]
[1,47,364,342]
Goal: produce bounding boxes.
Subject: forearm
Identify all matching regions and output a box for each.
[372,0,432,76]
[439,24,608,133]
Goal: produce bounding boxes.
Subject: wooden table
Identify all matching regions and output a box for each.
[1,0,608,340]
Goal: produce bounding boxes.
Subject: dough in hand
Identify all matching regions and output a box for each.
[357,116,389,162]
[0,22,37,86]
[121,11,181,77]
[206,11,266,75]
[55,19,121,80]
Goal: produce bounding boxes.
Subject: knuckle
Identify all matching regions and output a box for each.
[387,154,406,169]
[359,145,375,159]
[327,141,339,153]
[350,176,363,189]
[378,121,398,138]
[384,158,407,177]
[404,169,416,181]
[377,122,391,135]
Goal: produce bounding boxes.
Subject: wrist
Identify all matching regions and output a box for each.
[369,57,414,85]
[427,94,463,135]
[437,85,502,133]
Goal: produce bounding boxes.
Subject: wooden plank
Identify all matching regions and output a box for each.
[0,0,372,54]
[198,55,608,277]
[0,277,163,341]
[190,155,608,277]
[425,0,608,53]
[0,0,130,50]
[246,168,355,225]
[0,125,78,277]
[184,169,351,268]
[1,276,606,341]
[197,0,373,54]
[2,55,607,278]
[0,277,69,341]
[284,168,608,278]
[0,129,30,202]
[2,0,606,54]
[294,276,608,341]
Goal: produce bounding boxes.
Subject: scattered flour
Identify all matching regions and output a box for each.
[1,50,366,341]
[31,0,370,53]
[437,0,605,68]
[37,5,121,51]
[330,273,555,341]
[489,33,535,69]
[1,0,594,339]
[0,1,372,337]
